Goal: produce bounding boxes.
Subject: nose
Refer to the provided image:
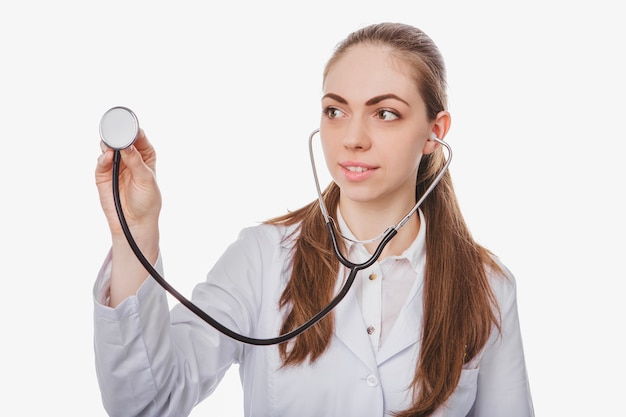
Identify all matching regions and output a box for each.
[342,120,371,151]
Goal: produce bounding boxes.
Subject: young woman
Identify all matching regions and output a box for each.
[94,22,534,417]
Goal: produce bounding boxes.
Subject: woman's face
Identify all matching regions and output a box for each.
[320,44,435,209]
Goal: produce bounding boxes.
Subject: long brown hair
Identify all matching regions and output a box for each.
[266,22,501,417]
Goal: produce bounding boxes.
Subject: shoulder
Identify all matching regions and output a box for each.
[233,222,301,254]
[206,222,302,286]
[484,255,519,307]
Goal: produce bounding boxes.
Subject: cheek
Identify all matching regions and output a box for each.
[398,140,425,162]
[318,135,338,172]
[393,147,424,180]
[321,143,337,172]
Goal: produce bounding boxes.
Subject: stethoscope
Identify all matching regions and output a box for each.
[99,106,452,346]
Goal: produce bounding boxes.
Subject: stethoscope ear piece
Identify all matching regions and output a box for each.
[100,106,139,150]
[429,132,438,141]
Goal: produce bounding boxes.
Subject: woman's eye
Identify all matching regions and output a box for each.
[376,109,399,121]
[323,107,345,119]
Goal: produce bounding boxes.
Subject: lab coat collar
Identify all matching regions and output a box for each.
[375,282,424,365]
[332,276,425,368]
[333,283,379,370]
[333,208,427,367]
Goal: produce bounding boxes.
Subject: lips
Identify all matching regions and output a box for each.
[340,161,377,181]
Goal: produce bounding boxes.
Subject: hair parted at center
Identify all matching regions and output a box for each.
[265,22,502,417]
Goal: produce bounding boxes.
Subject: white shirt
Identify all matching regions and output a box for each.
[93,216,534,417]
[337,208,426,351]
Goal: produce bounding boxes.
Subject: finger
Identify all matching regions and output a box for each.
[133,129,157,169]
[119,144,156,184]
[134,129,154,157]
[96,148,114,174]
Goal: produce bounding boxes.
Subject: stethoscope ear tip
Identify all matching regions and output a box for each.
[99,106,139,150]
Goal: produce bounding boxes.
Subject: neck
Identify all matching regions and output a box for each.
[338,198,420,258]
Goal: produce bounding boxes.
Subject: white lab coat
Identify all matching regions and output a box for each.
[93,222,534,417]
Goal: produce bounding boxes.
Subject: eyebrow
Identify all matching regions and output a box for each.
[322,93,410,107]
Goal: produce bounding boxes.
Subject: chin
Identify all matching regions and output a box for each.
[339,188,381,204]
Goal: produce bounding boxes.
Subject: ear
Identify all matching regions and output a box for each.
[422,111,451,155]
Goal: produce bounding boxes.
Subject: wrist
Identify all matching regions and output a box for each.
[111,226,160,258]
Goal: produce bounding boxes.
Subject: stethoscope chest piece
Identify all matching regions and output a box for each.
[99,106,139,150]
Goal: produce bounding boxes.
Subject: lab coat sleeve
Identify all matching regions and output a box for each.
[93,251,186,417]
[93,227,266,417]
[467,266,535,417]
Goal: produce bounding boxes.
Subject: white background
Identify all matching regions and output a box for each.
[1,1,624,415]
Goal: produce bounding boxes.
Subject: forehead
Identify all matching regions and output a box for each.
[323,44,419,100]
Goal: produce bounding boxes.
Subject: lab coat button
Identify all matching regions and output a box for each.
[367,326,375,335]
[368,273,377,281]
[366,374,379,387]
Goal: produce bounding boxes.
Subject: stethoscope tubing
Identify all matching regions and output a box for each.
[112,150,371,346]
[111,129,451,346]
